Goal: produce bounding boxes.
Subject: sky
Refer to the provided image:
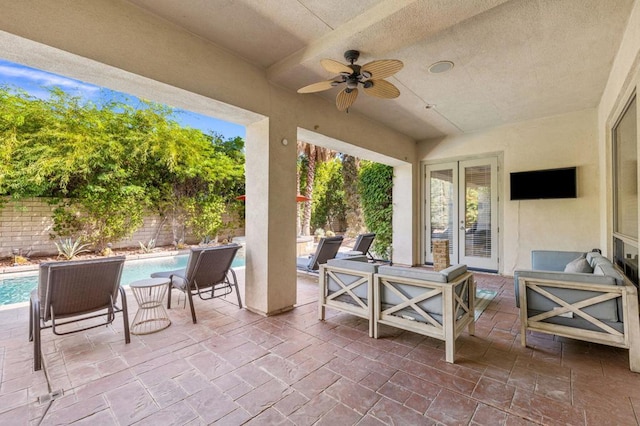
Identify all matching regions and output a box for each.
[0,59,246,139]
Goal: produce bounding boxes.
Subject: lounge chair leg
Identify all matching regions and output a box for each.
[29,298,33,342]
[234,282,242,308]
[187,291,197,324]
[229,270,242,308]
[167,281,173,310]
[33,301,41,371]
[318,267,325,321]
[119,287,131,344]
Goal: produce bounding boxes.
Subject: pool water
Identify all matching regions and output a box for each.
[0,254,245,306]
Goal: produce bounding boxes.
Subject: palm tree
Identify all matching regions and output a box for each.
[296,141,335,236]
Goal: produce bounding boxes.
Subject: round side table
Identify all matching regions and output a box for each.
[129,277,171,335]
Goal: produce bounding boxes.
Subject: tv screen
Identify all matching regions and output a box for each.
[510,167,577,200]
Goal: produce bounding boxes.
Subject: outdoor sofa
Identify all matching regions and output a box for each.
[514,250,640,372]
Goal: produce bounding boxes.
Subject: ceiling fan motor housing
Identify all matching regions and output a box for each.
[344,49,360,63]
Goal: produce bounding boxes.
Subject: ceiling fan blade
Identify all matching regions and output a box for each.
[361,59,403,79]
[320,59,353,75]
[363,79,400,99]
[336,88,358,111]
[297,80,338,93]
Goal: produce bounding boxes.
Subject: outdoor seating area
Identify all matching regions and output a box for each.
[1,1,640,424]
[318,257,476,364]
[3,270,640,424]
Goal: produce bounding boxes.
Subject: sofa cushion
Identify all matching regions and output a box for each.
[326,271,373,300]
[378,264,467,283]
[440,264,468,281]
[594,263,624,285]
[525,285,619,322]
[564,255,593,273]
[326,257,378,273]
[586,252,610,270]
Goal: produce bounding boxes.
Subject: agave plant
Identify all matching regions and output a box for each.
[54,238,91,260]
[139,238,156,254]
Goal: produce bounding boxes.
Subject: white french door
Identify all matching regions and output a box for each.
[425,157,499,271]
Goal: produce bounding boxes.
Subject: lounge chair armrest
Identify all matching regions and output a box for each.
[169,272,189,290]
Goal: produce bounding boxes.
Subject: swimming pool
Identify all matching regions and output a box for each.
[0,254,245,307]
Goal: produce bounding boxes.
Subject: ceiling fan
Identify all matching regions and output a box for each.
[297,50,403,112]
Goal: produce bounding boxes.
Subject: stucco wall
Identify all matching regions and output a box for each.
[418,108,600,275]
[0,198,243,258]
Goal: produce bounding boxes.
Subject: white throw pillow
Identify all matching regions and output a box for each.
[564,255,593,273]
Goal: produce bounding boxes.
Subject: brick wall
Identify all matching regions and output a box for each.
[0,198,244,258]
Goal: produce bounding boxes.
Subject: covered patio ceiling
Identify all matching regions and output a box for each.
[126,0,634,140]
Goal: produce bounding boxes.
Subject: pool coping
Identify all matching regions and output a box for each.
[0,249,246,311]
[0,249,190,276]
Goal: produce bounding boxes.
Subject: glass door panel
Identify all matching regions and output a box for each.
[459,158,498,270]
[425,162,459,264]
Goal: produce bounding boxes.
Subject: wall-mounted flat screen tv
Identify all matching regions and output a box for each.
[510,167,577,200]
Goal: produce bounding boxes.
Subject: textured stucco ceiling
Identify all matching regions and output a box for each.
[126,0,634,140]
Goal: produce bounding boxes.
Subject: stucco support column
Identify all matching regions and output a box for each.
[392,163,418,265]
[244,117,298,316]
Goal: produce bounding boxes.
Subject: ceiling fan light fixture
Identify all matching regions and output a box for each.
[298,50,403,111]
[428,61,454,74]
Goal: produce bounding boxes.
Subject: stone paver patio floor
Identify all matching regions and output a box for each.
[1,270,640,425]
